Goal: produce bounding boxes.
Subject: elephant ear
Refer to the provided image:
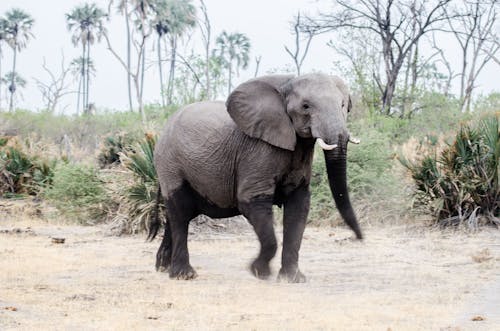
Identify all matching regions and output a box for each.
[226,75,296,151]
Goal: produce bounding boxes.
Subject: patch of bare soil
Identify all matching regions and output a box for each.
[0,215,499,330]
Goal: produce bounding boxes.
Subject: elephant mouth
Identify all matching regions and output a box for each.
[296,126,312,138]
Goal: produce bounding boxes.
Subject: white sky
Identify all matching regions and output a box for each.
[0,0,498,113]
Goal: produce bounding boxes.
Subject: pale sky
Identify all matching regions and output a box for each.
[0,0,498,113]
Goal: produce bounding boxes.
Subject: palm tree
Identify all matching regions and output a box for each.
[151,3,169,107]
[66,3,106,114]
[0,18,9,111]
[2,71,27,92]
[3,9,34,112]
[164,0,196,105]
[70,57,96,115]
[214,31,250,95]
[152,0,196,106]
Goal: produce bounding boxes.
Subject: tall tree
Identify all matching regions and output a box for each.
[2,71,26,102]
[198,0,211,99]
[214,31,251,95]
[151,3,169,107]
[104,1,154,123]
[446,0,498,112]
[70,57,96,115]
[130,0,155,111]
[302,0,452,116]
[0,18,8,111]
[162,0,197,105]
[109,0,134,112]
[149,0,197,106]
[4,9,34,112]
[66,3,107,114]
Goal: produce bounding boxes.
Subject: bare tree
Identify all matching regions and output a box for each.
[34,55,73,112]
[284,12,314,76]
[328,29,383,112]
[446,0,498,112]
[430,33,456,97]
[104,31,148,124]
[303,0,453,115]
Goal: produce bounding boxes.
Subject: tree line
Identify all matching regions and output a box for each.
[0,0,252,121]
[0,0,498,121]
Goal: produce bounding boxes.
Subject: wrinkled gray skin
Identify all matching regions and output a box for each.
[151,73,362,282]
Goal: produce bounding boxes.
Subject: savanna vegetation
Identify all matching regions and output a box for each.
[0,0,498,234]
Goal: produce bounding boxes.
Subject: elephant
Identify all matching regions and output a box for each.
[149,73,362,283]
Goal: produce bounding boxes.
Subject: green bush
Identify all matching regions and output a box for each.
[400,113,499,227]
[0,144,55,197]
[44,163,108,223]
[97,132,138,168]
[110,133,164,234]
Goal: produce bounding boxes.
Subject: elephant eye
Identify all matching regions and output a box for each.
[302,103,310,110]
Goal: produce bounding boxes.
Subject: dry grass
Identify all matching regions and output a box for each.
[1,213,499,330]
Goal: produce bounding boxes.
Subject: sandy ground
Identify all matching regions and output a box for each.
[1,213,499,331]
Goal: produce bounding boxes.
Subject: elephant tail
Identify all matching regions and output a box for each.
[147,184,162,241]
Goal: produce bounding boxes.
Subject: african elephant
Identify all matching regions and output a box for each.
[149,73,362,283]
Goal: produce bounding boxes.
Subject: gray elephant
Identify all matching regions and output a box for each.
[149,73,362,282]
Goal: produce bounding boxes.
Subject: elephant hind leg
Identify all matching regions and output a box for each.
[160,183,199,279]
[155,217,172,272]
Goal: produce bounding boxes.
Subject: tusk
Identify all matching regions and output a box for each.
[317,138,337,150]
[349,136,361,144]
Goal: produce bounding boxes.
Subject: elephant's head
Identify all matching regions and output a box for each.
[226,73,362,239]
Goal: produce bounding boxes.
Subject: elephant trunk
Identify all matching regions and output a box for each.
[324,138,363,239]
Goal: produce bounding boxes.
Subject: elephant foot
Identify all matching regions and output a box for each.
[169,264,198,280]
[277,267,306,283]
[249,259,271,279]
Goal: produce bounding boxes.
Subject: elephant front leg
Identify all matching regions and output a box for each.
[239,197,277,279]
[278,185,310,283]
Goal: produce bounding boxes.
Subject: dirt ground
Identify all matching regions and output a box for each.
[1,210,499,331]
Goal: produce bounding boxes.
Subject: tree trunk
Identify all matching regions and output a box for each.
[401,44,413,118]
[134,75,146,125]
[227,60,232,96]
[460,47,467,101]
[381,75,396,116]
[81,42,86,114]
[8,46,17,112]
[157,36,166,107]
[76,74,82,115]
[140,42,146,107]
[167,36,177,105]
[205,42,210,100]
[408,43,419,117]
[125,1,133,112]
[86,39,91,113]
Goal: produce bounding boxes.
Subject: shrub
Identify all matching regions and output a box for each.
[400,113,499,228]
[109,133,164,234]
[44,163,108,223]
[0,142,55,197]
[97,132,138,168]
